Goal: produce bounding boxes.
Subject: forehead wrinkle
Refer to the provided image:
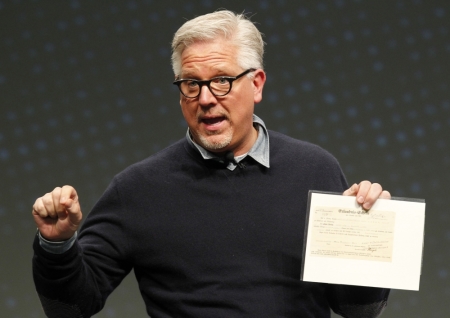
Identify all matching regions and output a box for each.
[181,58,236,79]
[183,50,231,62]
[182,53,233,68]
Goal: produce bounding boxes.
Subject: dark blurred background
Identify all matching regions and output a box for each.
[1,0,448,317]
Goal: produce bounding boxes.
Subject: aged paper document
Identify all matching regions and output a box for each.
[301,192,425,291]
[309,206,395,262]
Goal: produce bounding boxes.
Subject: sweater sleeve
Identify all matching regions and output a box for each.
[32,179,133,318]
[33,237,101,317]
[326,284,390,318]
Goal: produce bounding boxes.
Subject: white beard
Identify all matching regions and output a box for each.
[196,128,233,151]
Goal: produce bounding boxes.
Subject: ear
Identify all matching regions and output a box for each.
[252,69,266,104]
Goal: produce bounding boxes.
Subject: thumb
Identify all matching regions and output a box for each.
[58,186,83,230]
[62,198,83,228]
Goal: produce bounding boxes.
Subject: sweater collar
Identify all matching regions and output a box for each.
[185,114,270,171]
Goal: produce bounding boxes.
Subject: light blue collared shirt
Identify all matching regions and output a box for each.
[38,231,78,254]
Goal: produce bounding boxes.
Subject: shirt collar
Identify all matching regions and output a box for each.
[186,114,270,171]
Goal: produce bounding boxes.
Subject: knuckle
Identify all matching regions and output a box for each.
[359,181,371,192]
[34,197,42,206]
[33,200,42,210]
[42,195,54,207]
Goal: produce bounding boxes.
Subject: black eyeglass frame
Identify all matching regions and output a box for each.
[173,68,256,98]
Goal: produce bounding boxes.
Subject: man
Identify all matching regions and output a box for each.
[32,10,390,317]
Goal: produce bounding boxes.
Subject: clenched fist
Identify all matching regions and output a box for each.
[32,185,83,241]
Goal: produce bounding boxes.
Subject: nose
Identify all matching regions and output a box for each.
[198,84,217,107]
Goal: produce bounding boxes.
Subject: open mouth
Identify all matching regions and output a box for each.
[201,117,226,125]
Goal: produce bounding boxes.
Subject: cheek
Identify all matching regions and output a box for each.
[234,95,255,118]
[180,102,197,123]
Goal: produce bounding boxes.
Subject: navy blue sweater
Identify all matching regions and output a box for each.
[33,130,389,317]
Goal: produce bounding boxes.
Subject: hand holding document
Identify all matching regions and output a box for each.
[301,192,426,291]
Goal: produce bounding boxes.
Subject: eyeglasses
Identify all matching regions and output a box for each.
[173,68,256,98]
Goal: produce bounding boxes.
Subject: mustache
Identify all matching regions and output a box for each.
[196,111,230,122]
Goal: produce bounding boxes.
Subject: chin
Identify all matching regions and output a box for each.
[198,133,233,151]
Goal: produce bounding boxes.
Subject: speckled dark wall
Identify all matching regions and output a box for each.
[1,1,448,317]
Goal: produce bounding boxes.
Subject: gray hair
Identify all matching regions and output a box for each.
[171,10,265,76]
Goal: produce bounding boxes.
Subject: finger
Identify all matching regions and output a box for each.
[355,180,372,205]
[32,197,49,218]
[342,183,358,196]
[41,191,59,218]
[51,187,65,218]
[60,185,77,206]
[379,190,391,200]
[60,185,82,227]
[361,182,383,210]
[32,196,59,235]
[51,185,74,219]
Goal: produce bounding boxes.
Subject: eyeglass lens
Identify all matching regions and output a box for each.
[180,78,230,97]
